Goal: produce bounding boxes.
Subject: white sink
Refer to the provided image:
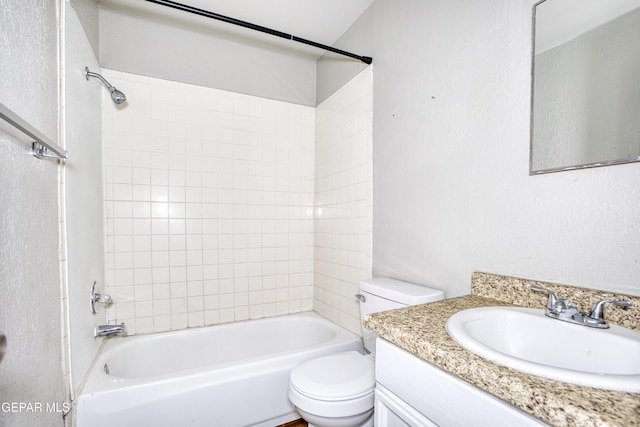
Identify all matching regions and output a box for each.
[446,306,640,392]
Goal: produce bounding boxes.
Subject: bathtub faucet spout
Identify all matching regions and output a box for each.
[95,323,126,338]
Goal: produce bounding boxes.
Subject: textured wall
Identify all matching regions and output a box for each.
[0,133,65,426]
[0,2,65,425]
[314,68,373,335]
[0,0,59,139]
[319,0,640,297]
[102,70,315,335]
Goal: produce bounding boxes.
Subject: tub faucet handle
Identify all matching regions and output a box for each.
[355,294,366,302]
[91,280,112,314]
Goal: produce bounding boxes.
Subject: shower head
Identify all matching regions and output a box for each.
[85,66,127,105]
[110,88,127,105]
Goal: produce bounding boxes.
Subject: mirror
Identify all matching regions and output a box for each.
[530,0,640,174]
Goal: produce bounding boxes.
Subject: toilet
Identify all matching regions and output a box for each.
[288,278,444,427]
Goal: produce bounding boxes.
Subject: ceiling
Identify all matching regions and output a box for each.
[99,0,375,58]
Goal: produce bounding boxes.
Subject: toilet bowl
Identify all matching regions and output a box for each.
[288,351,375,427]
[288,278,444,427]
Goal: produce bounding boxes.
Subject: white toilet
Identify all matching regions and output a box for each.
[288,278,444,427]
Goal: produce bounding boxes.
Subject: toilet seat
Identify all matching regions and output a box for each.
[289,351,375,401]
[288,279,443,427]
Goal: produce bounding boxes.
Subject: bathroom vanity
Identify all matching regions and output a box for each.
[364,273,640,427]
[374,338,547,426]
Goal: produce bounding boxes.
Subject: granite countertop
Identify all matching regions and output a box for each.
[363,273,640,427]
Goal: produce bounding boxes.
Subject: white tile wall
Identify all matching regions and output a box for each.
[103,70,315,334]
[313,69,373,335]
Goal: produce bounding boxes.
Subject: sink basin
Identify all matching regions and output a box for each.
[446,306,640,392]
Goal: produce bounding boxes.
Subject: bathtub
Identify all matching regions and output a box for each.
[75,312,362,427]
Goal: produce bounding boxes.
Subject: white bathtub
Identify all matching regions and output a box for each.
[75,312,362,427]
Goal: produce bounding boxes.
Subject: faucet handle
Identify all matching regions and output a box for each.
[90,280,112,314]
[531,285,560,309]
[586,299,632,327]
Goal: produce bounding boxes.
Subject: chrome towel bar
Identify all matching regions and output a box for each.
[0,101,67,160]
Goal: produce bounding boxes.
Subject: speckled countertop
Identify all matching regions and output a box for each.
[364,273,640,427]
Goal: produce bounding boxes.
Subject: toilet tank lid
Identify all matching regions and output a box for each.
[360,278,444,305]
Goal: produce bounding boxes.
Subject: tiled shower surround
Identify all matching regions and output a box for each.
[103,69,372,335]
[314,71,373,335]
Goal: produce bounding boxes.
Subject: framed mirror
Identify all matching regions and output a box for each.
[530,0,640,174]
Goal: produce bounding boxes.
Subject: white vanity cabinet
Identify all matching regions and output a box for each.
[374,339,549,427]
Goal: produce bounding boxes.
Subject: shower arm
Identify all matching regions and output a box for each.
[85,67,127,105]
[85,67,114,90]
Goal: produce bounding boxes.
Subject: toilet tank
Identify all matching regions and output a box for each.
[359,278,444,353]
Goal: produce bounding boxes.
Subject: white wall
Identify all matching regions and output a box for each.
[0,1,67,426]
[63,0,106,398]
[69,0,99,59]
[99,6,317,106]
[0,136,65,427]
[316,16,372,105]
[102,70,315,334]
[0,1,59,137]
[314,68,373,335]
[319,0,640,297]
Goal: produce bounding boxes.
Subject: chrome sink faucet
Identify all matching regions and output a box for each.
[95,323,126,338]
[531,285,631,329]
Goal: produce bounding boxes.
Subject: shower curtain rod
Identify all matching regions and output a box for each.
[144,0,373,64]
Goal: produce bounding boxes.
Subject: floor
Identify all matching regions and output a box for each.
[276,419,308,427]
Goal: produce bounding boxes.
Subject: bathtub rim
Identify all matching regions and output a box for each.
[79,311,362,395]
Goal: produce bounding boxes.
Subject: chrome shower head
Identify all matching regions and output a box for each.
[110,88,127,105]
[85,66,127,105]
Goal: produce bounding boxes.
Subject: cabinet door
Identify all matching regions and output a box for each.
[375,384,438,427]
